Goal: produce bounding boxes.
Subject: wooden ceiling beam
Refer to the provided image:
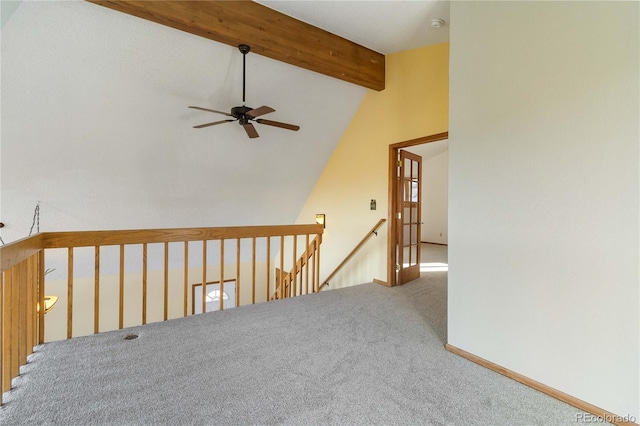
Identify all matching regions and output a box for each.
[86,0,385,91]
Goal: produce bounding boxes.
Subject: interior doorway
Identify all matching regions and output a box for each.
[387,132,448,287]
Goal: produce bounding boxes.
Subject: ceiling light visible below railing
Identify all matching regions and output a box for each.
[38,295,59,314]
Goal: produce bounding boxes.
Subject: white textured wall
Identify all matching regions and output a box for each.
[408,144,448,245]
[423,150,448,244]
[0,1,364,242]
[449,1,639,418]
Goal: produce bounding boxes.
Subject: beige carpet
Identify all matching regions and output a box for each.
[0,244,594,425]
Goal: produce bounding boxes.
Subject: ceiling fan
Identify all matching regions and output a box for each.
[188,44,300,139]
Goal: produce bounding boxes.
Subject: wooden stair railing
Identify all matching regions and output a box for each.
[270,234,321,301]
[320,218,386,290]
[0,223,323,405]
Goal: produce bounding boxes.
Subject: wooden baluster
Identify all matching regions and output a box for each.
[94,246,100,334]
[18,262,26,366]
[142,243,147,325]
[164,242,169,321]
[305,234,310,295]
[118,245,124,330]
[11,266,19,380]
[266,237,270,301]
[202,241,207,314]
[220,239,225,311]
[279,268,284,299]
[292,235,297,297]
[236,238,241,308]
[312,239,317,293]
[275,269,278,300]
[38,250,45,344]
[273,269,279,300]
[67,248,74,339]
[32,256,38,348]
[2,269,12,393]
[279,236,284,298]
[26,256,34,355]
[316,236,321,292]
[183,242,188,317]
[251,237,256,304]
[29,253,38,353]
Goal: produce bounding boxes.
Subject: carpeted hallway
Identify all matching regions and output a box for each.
[0,244,593,425]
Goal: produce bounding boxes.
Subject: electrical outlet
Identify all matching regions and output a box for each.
[370,199,376,210]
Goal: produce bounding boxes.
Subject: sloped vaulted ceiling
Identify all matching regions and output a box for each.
[0,0,366,237]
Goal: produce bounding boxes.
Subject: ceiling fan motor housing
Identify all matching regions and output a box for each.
[232,105,253,124]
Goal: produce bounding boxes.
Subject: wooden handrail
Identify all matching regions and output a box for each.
[43,224,322,248]
[320,218,386,290]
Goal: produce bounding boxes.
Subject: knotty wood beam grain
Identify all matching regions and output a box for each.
[86,0,385,90]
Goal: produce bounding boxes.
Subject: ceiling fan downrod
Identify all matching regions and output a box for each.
[239,44,250,104]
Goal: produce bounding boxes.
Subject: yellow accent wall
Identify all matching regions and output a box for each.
[295,43,449,288]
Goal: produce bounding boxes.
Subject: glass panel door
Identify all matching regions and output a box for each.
[397,150,422,284]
